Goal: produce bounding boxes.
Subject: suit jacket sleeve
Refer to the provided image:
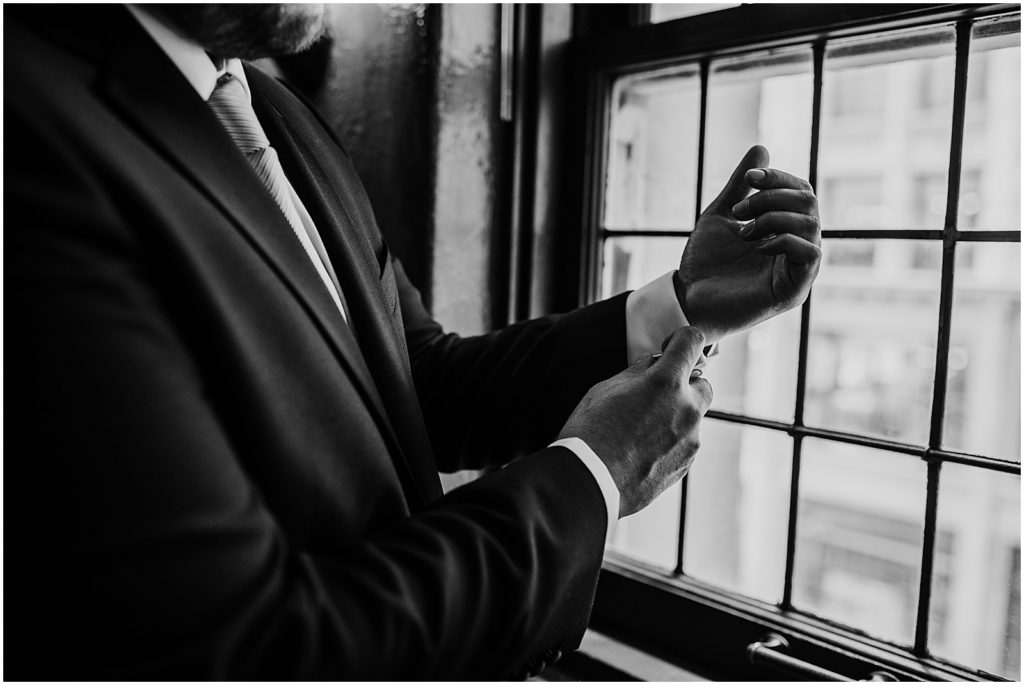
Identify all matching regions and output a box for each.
[396,259,629,472]
[5,51,607,681]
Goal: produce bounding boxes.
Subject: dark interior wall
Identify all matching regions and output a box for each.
[275,4,508,335]
[279,4,440,308]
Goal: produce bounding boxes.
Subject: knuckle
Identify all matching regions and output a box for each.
[682,403,703,427]
[802,213,821,235]
[681,434,701,456]
[682,325,706,347]
[799,190,817,212]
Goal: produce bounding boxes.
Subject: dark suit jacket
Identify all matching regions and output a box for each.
[4,6,629,680]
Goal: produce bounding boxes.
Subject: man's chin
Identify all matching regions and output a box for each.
[261,4,328,57]
[155,4,328,60]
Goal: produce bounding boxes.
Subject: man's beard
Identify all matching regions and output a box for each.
[153,4,328,60]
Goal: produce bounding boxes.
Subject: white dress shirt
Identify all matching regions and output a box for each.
[128,6,696,540]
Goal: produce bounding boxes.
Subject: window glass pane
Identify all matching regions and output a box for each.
[943,244,1021,460]
[931,464,1020,679]
[608,479,681,571]
[701,48,813,209]
[711,307,800,422]
[683,421,791,603]
[805,240,942,445]
[605,66,700,229]
[601,236,686,298]
[819,26,956,230]
[961,15,1020,231]
[650,3,739,24]
[794,439,927,645]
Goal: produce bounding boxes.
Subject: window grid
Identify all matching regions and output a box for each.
[593,11,1020,664]
[674,56,712,575]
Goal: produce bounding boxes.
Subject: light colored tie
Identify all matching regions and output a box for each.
[208,73,347,321]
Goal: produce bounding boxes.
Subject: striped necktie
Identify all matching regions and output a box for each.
[208,72,347,322]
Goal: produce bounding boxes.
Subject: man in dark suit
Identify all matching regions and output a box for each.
[4,5,821,679]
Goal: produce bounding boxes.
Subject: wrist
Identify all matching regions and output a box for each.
[671,271,724,347]
[671,270,689,323]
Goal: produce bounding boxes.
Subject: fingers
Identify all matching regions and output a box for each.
[652,326,706,384]
[732,188,817,223]
[738,211,820,244]
[754,233,822,266]
[706,145,770,213]
[743,167,813,193]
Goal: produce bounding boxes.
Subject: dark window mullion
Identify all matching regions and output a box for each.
[603,229,693,238]
[677,57,711,576]
[782,40,826,611]
[955,229,1022,242]
[914,17,973,658]
[694,58,710,225]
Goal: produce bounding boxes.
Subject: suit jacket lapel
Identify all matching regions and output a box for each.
[74,7,431,505]
[250,74,443,503]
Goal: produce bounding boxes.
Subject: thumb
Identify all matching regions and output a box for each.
[653,326,706,384]
[706,144,770,214]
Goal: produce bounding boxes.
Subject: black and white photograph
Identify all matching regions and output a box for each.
[4,2,1020,681]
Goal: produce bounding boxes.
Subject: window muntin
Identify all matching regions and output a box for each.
[588,9,1021,680]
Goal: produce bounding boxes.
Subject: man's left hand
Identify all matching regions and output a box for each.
[674,145,821,343]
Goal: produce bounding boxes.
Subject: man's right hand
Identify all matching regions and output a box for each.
[558,327,713,518]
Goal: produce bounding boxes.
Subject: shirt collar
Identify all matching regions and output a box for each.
[126,4,250,102]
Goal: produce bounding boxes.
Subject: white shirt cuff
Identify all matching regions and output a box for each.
[625,271,689,363]
[625,270,717,366]
[550,437,618,543]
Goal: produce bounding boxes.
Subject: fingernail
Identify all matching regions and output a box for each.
[747,169,766,182]
[732,200,747,216]
[738,222,754,237]
[757,234,777,247]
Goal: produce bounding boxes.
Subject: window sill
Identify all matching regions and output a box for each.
[538,629,714,682]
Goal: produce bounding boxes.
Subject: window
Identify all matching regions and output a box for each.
[572,5,1020,680]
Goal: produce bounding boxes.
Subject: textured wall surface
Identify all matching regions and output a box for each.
[279,5,505,337]
[292,4,439,305]
[430,5,503,335]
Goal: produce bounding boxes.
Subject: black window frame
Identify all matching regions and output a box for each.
[564,3,1022,680]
